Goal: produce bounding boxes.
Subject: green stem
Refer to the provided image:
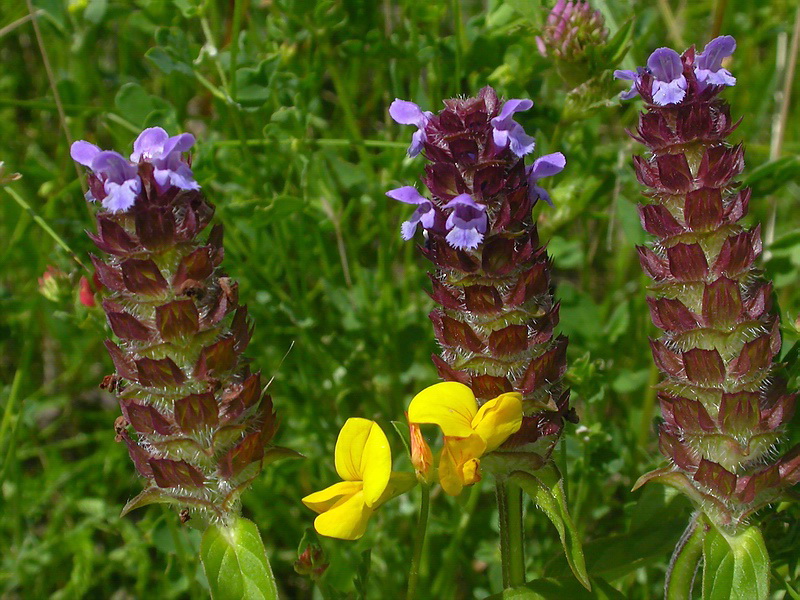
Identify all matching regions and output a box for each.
[666,514,707,600]
[497,481,510,586]
[5,188,89,272]
[497,480,525,588]
[637,361,660,452]
[0,340,32,481]
[229,0,245,102]
[451,0,465,91]
[407,484,431,600]
[324,49,372,170]
[432,484,480,596]
[507,482,525,587]
[655,0,685,49]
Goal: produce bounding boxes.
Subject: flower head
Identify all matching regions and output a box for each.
[71,142,142,212]
[614,47,687,105]
[615,37,736,106]
[302,418,416,540]
[443,194,488,250]
[695,36,736,88]
[79,276,96,307]
[526,152,566,207]
[490,99,536,157]
[408,382,523,496]
[71,127,199,213]
[386,186,436,240]
[131,127,200,192]
[535,0,608,62]
[647,48,687,105]
[390,99,433,157]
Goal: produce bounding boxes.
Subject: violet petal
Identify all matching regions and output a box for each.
[386,186,427,205]
[70,141,102,167]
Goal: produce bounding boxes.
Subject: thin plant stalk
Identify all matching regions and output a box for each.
[406,484,431,600]
[497,481,525,588]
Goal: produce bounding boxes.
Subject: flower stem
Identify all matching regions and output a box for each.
[228,0,245,102]
[665,513,707,600]
[497,480,526,588]
[432,484,480,596]
[407,484,431,600]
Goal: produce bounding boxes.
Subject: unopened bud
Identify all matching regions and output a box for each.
[294,545,328,580]
[535,0,608,62]
[79,276,96,307]
[408,420,433,484]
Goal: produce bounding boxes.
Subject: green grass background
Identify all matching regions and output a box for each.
[1,0,799,597]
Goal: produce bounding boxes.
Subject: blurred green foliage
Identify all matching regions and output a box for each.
[1,0,799,598]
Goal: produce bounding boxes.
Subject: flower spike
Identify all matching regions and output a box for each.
[385,87,573,468]
[71,128,293,523]
[623,37,799,528]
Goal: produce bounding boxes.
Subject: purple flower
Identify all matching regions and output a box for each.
[695,36,736,88]
[647,48,687,105]
[443,194,488,250]
[386,186,435,240]
[70,141,142,213]
[615,48,687,105]
[131,127,200,191]
[526,153,566,207]
[613,67,647,100]
[490,99,536,157]
[389,100,433,157]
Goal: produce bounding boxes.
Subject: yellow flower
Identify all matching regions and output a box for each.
[408,382,523,496]
[302,418,416,540]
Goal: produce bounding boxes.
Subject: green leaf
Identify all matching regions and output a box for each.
[768,229,800,253]
[601,18,634,66]
[234,57,280,107]
[354,549,371,600]
[84,0,108,24]
[741,156,800,197]
[115,83,171,128]
[702,523,770,600]
[512,468,591,590]
[505,0,543,25]
[145,47,194,77]
[200,517,279,600]
[390,420,411,457]
[33,0,67,31]
[665,517,707,600]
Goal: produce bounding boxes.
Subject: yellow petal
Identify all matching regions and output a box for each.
[461,457,481,486]
[437,434,485,496]
[361,424,392,507]
[437,443,464,497]
[334,418,391,507]
[407,382,478,437]
[471,392,523,452]
[302,480,363,514]
[313,489,374,540]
